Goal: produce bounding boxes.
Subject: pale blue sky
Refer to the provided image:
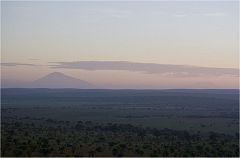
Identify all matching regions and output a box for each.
[1,1,239,88]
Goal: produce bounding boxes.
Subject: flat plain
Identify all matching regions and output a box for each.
[1,89,239,156]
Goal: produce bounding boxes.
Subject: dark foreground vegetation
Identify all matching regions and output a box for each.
[1,89,239,157]
[1,118,239,157]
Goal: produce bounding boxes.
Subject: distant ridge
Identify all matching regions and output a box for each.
[2,72,95,89]
[26,72,95,89]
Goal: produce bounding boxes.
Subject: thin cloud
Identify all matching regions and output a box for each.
[202,12,227,17]
[89,8,132,19]
[49,61,239,77]
[28,58,40,61]
[172,12,227,17]
[173,14,187,18]
[1,62,38,67]
[108,10,132,19]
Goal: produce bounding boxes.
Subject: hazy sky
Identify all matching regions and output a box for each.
[1,1,239,88]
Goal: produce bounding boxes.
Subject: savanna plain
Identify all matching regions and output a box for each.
[1,89,239,157]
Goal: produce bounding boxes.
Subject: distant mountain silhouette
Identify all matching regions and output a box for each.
[26,72,95,88]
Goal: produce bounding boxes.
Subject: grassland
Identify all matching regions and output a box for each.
[1,89,239,156]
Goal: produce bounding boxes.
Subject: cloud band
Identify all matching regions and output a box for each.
[50,61,239,77]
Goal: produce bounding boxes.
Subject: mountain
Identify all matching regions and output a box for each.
[26,72,95,88]
[1,72,95,89]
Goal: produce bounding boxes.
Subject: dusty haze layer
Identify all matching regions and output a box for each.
[1,1,239,89]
